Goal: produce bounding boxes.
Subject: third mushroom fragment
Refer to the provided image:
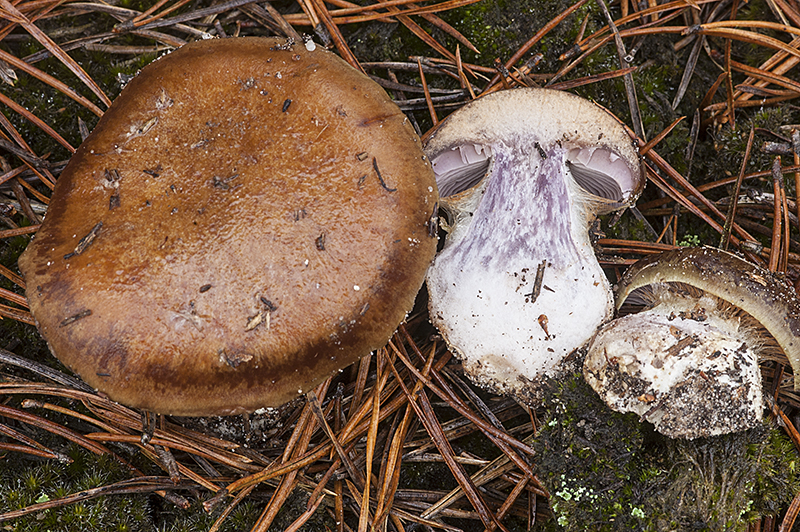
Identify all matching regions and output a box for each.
[423,88,644,399]
[584,246,800,439]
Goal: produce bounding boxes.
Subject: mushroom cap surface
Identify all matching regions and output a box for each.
[423,88,644,399]
[18,37,438,416]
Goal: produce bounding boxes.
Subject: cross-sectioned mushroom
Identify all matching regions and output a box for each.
[584,246,800,439]
[18,37,438,416]
[423,88,644,399]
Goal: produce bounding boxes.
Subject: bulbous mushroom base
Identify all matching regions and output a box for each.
[429,255,613,400]
[584,290,764,439]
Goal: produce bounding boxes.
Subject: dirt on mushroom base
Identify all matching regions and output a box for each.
[584,294,765,439]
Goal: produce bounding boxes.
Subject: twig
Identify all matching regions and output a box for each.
[0,347,94,391]
[596,0,645,140]
[720,126,755,249]
[417,57,437,125]
[770,156,784,271]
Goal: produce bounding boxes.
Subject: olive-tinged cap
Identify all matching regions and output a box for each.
[19,37,438,416]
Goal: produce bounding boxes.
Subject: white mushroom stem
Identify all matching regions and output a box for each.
[429,141,612,392]
[424,88,644,398]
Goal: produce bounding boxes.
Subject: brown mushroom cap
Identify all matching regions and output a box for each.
[18,37,438,416]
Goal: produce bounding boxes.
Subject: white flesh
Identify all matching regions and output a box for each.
[424,89,643,398]
[584,291,763,439]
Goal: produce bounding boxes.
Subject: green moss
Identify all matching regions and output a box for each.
[0,447,151,532]
[0,10,163,162]
[347,0,595,71]
[159,490,333,532]
[603,213,654,243]
[731,0,789,68]
[709,107,799,181]
[0,443,314,532]
[671,222,719,248]
[653,423,800,530]
[441,0,593,67]
[533,372,662,532]
[533,372,800,532]
[266,490,335,532]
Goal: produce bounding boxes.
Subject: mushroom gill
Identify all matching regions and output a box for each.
[424,88,644,399]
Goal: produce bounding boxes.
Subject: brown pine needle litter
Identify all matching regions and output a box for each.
[1,1,800,531]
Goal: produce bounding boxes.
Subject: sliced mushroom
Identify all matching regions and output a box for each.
[423,88,644,398]
[584,246,800,439]
[18,37,438,416]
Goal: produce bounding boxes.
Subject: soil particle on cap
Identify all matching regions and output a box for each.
[238,77,257,90]
[211,174,239,190]
[220,349,254,368]
[156,89,173,110]
[245,311,269,332]
[128,116,159,140]
[143,165,161,177]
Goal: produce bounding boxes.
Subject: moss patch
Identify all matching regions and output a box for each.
[533,372,800,531]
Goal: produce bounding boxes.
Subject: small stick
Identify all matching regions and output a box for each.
[417,57,437,125]
[720,126,755,250]
[307,390,365,489]
[769,156,783,271]
[308,0,363,73]
[793,129,800,238]
[63,221,103,259]
[526,260,547,304]
[780,169,790,272]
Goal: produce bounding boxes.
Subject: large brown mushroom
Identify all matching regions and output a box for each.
[584,246,800,438]
[18,37,438,416]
